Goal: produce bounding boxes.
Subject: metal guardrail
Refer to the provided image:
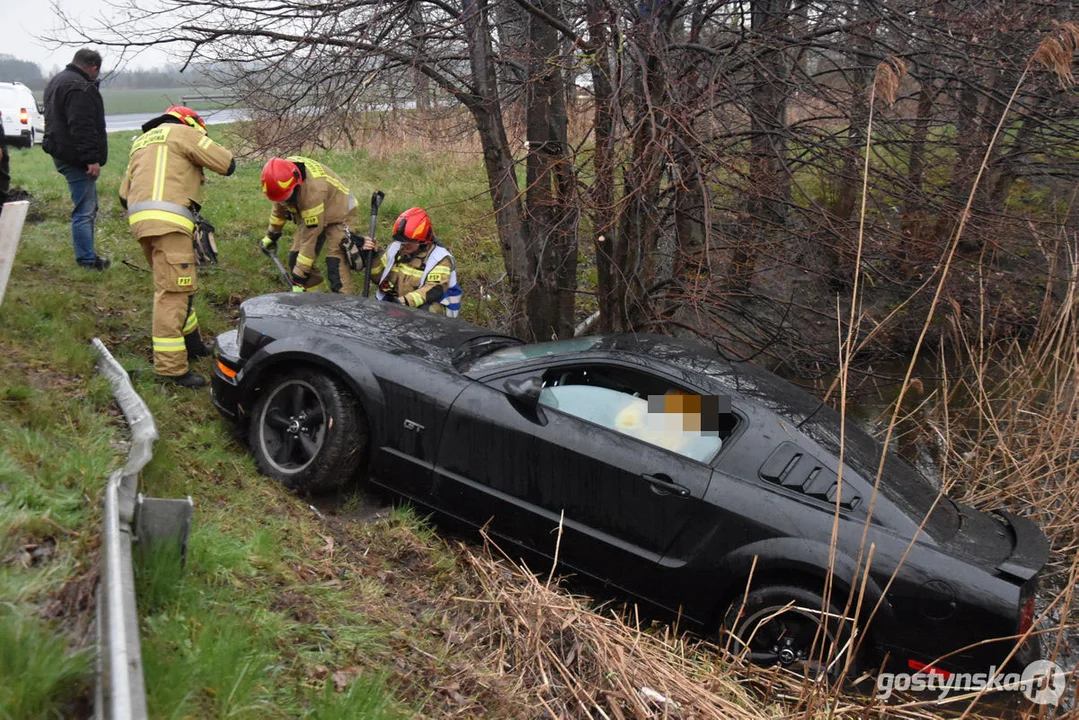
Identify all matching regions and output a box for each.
[93,338,194,720]
[93,338,154,720]
[0,200,29,306]
[179,94,235,105]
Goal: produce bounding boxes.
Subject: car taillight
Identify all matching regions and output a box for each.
[1019,594,1035,635]
[19,108,28,124]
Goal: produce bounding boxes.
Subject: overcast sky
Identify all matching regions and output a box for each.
[0,0,173,72]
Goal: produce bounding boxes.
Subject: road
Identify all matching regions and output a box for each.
[105,107,248,133]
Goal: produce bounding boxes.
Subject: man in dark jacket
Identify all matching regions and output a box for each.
[43,48,110,270]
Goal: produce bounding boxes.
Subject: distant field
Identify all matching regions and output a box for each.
[98,87,234,115]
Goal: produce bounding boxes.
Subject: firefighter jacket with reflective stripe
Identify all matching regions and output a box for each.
[372,241,456,312]
[119,122,234,239]
[266,156,356,275]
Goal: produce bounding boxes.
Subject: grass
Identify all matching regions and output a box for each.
[99,88,234,115]
[0,128,502,718]
[31,87,235,115]
[2,117,1077,719]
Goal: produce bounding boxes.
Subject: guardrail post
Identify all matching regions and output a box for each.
[134,494,195,566]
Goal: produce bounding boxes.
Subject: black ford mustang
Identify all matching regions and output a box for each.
[212,293,1049,678]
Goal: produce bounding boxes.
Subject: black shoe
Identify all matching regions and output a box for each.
[157,371,207,388]
[78,257,111,271]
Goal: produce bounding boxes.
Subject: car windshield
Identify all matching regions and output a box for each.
[464,336,603,373]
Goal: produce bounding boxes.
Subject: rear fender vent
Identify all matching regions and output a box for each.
[759,441,861,510]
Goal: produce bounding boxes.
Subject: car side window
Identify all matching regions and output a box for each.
[537,371,725,463]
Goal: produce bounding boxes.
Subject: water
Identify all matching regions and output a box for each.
[105,107,248,133]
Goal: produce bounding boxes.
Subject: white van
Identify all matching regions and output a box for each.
[0,82,45,148]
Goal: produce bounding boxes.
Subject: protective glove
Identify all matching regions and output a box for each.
[396,295,409,305]
[260,236,277,252]
[289,271,309,291]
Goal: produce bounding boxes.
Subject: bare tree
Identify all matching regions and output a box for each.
[59,0,1079,370]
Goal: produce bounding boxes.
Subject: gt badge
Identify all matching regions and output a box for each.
[403,419,424,432]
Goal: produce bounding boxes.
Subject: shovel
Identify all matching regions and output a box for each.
[260,244,292,289]
[364,190,385,297]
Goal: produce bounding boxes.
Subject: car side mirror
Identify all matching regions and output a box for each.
[504,377,543,408]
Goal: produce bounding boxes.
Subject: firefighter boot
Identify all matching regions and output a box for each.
[186,333,212,359]
[156,370,207,389]
[183,297,212,359]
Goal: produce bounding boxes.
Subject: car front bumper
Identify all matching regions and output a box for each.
[211,329,243,420]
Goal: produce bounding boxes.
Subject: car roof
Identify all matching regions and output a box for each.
[589,333,826,419]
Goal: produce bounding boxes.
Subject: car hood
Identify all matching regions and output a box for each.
[241,293,518,367]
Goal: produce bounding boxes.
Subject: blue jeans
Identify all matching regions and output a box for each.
[53,159,100,265]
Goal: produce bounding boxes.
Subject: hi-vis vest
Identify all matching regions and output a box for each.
[375,241,462,317]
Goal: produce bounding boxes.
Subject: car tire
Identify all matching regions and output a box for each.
[722,584,860,680]
[248,368,367,493]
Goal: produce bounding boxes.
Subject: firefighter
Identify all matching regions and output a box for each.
[119,105,236,388]
[355,207,460,314]
[259,156,357,293]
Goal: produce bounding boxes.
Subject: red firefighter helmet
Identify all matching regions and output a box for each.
[392,207,434,245]
[261,158,303,202]
[164,105,207,133]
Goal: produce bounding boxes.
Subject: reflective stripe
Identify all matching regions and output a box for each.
[325,176,350,196]
[296,253,315,268]
[286,156,351,196]
[128,210,195,232]
[197,135,213,149]
[269,215,287,227]
[426,268,449,283]
[443,284,463,317]
[183,312,198,333]
[288,156,323,176]
[153,336,186,353]
[153,145,168,200]
[395,264,424,278]
[404,291,423,307]
[300,203,324,219]
[128,201,195,221]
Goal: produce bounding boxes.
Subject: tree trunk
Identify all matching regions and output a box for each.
[615,36,668,329]
[733,0,791,291]
[461,0,529,335]
[588,3,619,333]
[521,0,577,340]
[898,77,935,272]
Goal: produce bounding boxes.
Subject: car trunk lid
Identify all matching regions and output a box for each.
[942,504,1048,581]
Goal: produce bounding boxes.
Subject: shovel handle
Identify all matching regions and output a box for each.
[363,190,384,298]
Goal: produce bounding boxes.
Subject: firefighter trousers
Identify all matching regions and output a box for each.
[288,224,354,294]
[140,231,202,377]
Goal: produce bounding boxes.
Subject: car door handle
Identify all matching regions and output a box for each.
[642,473,691,498]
